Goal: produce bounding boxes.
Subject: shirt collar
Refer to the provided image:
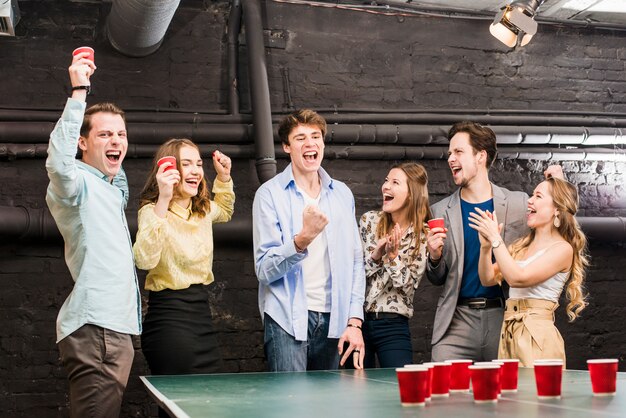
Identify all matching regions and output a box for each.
[169,201,193,220]
[76,160,110,182]
[278,163,334,190]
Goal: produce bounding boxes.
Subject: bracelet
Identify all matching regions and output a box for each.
[347,323,362,331]
[71,85,91,95]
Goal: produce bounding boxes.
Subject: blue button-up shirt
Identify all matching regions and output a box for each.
[253,164,365,341]
[45,98,141,343]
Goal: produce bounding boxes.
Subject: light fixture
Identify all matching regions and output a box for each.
[489,0,545,48]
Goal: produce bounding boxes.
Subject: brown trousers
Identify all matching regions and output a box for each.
[58,324,134,418]
[498,298,565,368]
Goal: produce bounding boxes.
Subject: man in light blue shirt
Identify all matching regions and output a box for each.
[45,52,141,418]
[253,109,365,371]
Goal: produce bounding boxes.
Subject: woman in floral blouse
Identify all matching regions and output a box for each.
[359,162,431,368]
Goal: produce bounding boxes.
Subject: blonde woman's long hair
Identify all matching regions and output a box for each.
[509,177,589,321]
[376,162,432,261]
[139,138,212,217]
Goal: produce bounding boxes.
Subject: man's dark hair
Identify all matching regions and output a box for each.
[80,103,126,138]
[448,120,498,168]
[278,109,327,145]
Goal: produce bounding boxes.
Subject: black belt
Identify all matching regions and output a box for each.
[458,297,504,309]
[365,312,406,320]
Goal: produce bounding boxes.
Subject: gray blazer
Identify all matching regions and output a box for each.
[426,183,529,346]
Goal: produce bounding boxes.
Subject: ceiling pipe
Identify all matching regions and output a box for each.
[105,0,181,57]
[227,0,242,115]
[1,143,623,162]
[242,0,277,183]
[3,110,626,128]
[1,121,624,148]
[0,206,622,243]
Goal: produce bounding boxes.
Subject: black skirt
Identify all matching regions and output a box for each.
[141,284,221,375]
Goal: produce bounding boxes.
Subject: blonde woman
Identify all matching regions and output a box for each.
[468,177,588,367]
[359,162,431,368]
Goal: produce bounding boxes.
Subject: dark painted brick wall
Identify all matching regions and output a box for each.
[1,1,625,417]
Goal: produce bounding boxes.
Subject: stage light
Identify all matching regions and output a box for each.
[490,0,545,48]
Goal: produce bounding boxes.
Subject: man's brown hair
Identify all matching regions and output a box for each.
[80,103,126,138]
[278,109,327,145]
[448,121,498,168]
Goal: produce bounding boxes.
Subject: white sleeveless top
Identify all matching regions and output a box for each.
[508,248,569,302]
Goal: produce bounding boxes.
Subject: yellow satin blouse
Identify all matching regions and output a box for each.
[133,178,235,291]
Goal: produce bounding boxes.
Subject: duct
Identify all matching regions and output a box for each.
[2,143,623,162]
[105,0,181,57]
[227,0,242,115]
[0,205,252,245]
[2,121,625,148]
[242,0,277,183]
[0,206,622,243]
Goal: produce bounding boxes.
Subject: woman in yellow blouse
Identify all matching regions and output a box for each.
[359,162,431,368]
[133,138,234,382]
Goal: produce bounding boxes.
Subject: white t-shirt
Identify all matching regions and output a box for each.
[298,186,332,312]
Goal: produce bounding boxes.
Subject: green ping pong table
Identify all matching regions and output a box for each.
[141,367,624,418]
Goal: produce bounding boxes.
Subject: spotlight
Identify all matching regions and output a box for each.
[489,0,545,48]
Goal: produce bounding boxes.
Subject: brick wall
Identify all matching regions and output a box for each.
[1,1,624,417]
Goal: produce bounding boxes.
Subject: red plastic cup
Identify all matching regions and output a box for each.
[430,362,452,398]
[470,364,501,403]
[446,359,473,392]
[406,364,434,401]
[72,46,95,64]
[427,218,445,230]
[396,367,429,406]
[534,360,563,399]
[587,359,618,396]
[157,156,177,172]
[493,359,520,393]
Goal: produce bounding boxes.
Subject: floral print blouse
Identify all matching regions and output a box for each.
[359,210,428,318]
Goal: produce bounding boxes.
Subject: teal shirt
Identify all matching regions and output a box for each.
[45,98,141,342]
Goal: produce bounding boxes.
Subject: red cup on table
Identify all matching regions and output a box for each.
[396,367,429,407]
[72,46,95,64]
[446,359,473,393]
[405,364,433,401]
[587,359,618,396]
[427,217,445,231]
[157,156,177,172]
[430,362,452,398]
[470,364,501,403]
[493,359,520,393]
[534,360,564,399]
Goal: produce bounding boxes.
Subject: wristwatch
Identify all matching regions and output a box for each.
[491,239,502,249]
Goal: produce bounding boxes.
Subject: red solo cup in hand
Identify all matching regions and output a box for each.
[427,218,445,231]
[446,359,473,392]
[72,46,95,64]
[534,360,564,399]
[430,362,452,398]
[396,367,429,407]
[587,359,618,396]
[493,359,520,392]
[157,156,177,172]
[470,364,500,403]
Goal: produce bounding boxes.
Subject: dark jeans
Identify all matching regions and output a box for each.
[363,315,413,368]
[264,311,339,371]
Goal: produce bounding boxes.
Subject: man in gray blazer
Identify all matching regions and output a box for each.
[426,121,562,361]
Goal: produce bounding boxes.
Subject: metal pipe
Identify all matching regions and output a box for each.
[227,0,242,115]
[242,0,277,183]
[2,143,623,162]
[0,206,622,243]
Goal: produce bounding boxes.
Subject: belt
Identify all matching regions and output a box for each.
[365,312,406,320]
[458,297,504,309]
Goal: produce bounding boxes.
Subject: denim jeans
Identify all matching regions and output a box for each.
[363,315,413,368]
[264,311,340,371]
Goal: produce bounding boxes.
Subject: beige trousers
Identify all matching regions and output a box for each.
[498,298,565,368]
[58,324,134,418]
